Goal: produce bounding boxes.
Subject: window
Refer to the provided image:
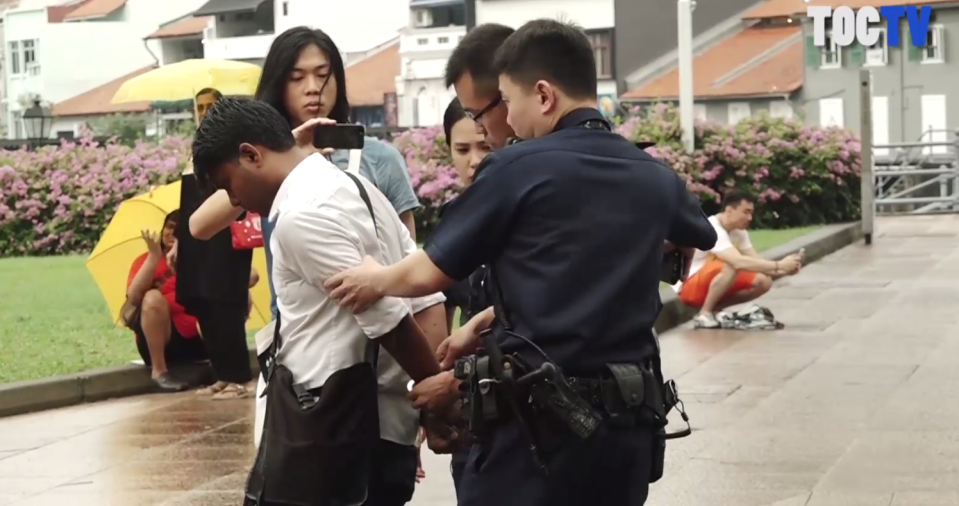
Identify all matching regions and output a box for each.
[865,29,887,66]
[872,96,889,156]
[922,25,945,63]
[920,94,947,154]
[438,36,449,44]
[416,38,428,45]
[769,100,793,119]
[586,30,613,79]
[727,102,751,124]
[693,103,707,121]
[818,98,844,128]
[23,39,38,76]
[413,9,431,28]
[282,1,288,15]
[11,111,22,139]
[8,41,19,75]
[235,11,254,21]
[821,31,841,68]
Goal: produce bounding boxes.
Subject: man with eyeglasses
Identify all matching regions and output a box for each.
[445,24,516,150]
[435,23,516,495]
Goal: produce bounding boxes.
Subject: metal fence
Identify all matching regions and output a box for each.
[858,69,959,245]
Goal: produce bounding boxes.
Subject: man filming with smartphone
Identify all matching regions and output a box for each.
[675,190,804,329]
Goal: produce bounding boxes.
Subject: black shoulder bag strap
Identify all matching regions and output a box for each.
[265,172,382,385]
[343,171,381,368]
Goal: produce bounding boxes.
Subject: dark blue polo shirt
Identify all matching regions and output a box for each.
[424,108,717,373]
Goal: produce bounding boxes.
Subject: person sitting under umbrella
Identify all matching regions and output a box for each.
[124,210,206,392]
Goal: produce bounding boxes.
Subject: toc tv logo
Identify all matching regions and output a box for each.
[807,5,933,47]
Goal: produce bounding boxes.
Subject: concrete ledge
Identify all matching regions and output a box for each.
[0,222,863,419]
[653,221,863,333]
[0,352,260,418]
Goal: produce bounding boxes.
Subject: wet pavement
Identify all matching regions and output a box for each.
[2,215,959,505]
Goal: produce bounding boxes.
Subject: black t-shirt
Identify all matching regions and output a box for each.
[424,108,717,374]
[175,174,252,310]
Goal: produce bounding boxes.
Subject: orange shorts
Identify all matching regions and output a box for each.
[678,258,757,308]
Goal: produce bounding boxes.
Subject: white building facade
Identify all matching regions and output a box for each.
[199,0,407,65]
[475,0,617,98]
[396,0,465,127]
[3,0,206,139]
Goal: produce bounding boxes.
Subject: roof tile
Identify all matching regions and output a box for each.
[345,42,400,107]
[620,25,804,101]
[145,15,211,40]
[63,0,125,21]
[53,66,155,117]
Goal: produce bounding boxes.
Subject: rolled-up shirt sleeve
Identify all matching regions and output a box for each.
[273,206,411,339]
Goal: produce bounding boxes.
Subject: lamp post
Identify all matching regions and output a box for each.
[677,0,696,153]
[23,99,53,148]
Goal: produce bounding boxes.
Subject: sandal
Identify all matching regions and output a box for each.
[211,383,252,400]
[195,381,228,395]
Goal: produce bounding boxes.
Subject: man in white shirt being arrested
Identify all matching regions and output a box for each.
[191,98,457,505]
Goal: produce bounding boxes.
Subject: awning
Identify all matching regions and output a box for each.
[193,0,266,17]
[409,0,462,8]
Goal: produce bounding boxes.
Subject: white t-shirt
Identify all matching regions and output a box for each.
[673,214,752,290]
[262,153,445,447]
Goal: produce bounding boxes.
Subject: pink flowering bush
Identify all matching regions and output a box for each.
[392,126,464,234]
[616,103,861,229]
[396,103,861,232]
[0,131,190,256]
[0,105,861,256]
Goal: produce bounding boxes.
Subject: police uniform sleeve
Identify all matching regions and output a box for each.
[667,173,718,251]
[423,154,518,281]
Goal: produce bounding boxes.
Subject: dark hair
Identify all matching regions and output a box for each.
[192,98,297,189]
[255,26,350,125]
[195,88,223,100]
[163,209,180,227]
[492,19,597,100]
[721,190,755,209]
[443,98,468,147]
[444,23,515,95]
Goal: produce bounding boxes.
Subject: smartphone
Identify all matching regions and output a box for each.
[313,124,365,150]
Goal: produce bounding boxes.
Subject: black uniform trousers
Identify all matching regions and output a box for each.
[363,439,419,506]
[457,419,656,506]
[192,301,253,385]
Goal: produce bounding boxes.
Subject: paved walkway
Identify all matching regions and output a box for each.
[2,216,959,506]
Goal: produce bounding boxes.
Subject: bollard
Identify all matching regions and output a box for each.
[859,69,875,245]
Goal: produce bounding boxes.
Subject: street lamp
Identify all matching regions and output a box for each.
[23,98,53,147]
[678,0,696,153]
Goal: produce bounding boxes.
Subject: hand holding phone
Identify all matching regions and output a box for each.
[313,123,366,150]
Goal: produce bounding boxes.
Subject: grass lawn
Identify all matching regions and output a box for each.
[0,226,820,385]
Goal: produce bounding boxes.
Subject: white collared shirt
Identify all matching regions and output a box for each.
[266,153,445,446]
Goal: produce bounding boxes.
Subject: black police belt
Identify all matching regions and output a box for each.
[452,266,691,474]
[454,352,690,435]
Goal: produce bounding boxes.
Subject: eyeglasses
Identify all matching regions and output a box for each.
[465,94,502,122]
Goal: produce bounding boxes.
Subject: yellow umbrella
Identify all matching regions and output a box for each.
[111,59,262,104]
[86,180,270,331]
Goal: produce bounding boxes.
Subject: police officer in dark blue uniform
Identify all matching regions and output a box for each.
[325,18,717,506]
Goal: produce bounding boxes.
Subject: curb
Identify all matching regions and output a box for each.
[0,222,863,419]
[653,221,863,333]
